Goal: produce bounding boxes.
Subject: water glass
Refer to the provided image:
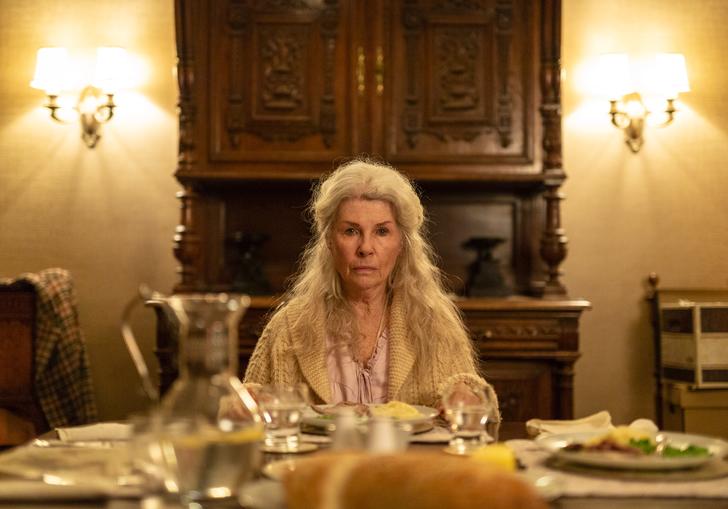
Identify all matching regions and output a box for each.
[156,415,262,506]
[442,383,497,455]
[257,384,310,453]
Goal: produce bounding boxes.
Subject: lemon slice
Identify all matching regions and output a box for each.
[470,444,517,472]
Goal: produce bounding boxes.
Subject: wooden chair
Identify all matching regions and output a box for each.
[0,282,49,446]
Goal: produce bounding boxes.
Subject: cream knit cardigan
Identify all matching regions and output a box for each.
[243,291,498,411]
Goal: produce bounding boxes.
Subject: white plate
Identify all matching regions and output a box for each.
[537,431,728,471]
[301,404,438,432]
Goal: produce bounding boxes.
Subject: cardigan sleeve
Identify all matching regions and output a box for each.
[242,312,282,385]
[433,330,500,421]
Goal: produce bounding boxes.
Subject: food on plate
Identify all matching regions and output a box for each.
[310,401,423,420]
[369,401,422,420]
[563,426,710,458]
[284,452,547,509]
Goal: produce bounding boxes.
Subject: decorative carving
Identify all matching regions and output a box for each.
[401,0,514,148]
[538,0,568,297]
[222,1,339,148]
[438,31,479,112]
[495,0,513,147]
[554,359,576,419]
[175,0,197,171]
[319,0,338,147]
[540,186,568,296]
[226,1,247,148]
[433,0,489,10]
[474,323,562,341]
[254,0,309,8]
[260,28,305,111]
[173,186,202,291]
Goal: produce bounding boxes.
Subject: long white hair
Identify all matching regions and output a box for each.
[280,159,476,368]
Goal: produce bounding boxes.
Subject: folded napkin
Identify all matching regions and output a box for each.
[56,422,132,442]
[525,412,660,439]
[525,411,614,438]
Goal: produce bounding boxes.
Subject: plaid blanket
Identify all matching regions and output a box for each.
[1,269,98,428]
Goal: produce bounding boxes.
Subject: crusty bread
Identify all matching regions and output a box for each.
[284,451,548,509]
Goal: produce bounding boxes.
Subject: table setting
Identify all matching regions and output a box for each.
[0,405,727,508]
[2,288,725,508]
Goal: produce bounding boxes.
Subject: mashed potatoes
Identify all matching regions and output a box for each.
[585,425,654,448]
[369,401,422,419]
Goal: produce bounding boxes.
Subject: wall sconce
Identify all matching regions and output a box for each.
[31,47,128,148]
[598,53,690,153]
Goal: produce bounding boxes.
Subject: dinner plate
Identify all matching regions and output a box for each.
[301,404,438,433]
[537,431,728,471]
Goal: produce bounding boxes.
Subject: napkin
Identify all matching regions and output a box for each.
[525,411,614,438]
[56,422,132,442]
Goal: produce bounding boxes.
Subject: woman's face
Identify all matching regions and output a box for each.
[330,197,403,297]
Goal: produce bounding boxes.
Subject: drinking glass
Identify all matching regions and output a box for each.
[257,384,310,453]
[442,382,498,455]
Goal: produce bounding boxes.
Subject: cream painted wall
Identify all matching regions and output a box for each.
[2,0,726,426]
[563,0,728,424]
[0,0,179,420]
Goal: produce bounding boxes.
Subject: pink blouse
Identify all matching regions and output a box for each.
[326,329,389,404]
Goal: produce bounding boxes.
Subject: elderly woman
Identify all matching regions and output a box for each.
[244,160,497,411]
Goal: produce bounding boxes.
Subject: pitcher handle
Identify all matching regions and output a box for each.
[120,285,162,402]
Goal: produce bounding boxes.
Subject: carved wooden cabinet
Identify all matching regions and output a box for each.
[168,0,589,420]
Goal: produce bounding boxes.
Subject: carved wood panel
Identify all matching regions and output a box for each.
[209,0,353,162]
[384,0,533,164]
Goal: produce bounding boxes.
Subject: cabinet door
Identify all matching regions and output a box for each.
[208,0,358,167]
[381,0,537,173]
[481,360,552,421]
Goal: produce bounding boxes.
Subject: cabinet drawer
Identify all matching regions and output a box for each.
[481,360,552,421]
[467,317,562,351]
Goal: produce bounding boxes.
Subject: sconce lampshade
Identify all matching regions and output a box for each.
[30,47,70,95]
[653,53,690,99]
[93,47,128,94]
[595,53,632,100]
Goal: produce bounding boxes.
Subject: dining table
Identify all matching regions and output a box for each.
[0,421,727,509]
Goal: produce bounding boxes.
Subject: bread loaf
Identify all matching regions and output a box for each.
[284,451,548,509]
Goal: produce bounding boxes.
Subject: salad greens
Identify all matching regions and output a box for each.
[662,444,710,457]
[628,438,656,455]
[629,438,710,458]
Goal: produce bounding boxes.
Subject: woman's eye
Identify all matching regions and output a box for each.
[344,227,358,235]
[376,227,389,235]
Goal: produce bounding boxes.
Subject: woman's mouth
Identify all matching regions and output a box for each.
[352,266,376,273]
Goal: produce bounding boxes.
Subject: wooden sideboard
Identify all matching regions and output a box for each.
[162,0,590,421]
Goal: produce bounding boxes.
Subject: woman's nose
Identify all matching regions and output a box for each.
[357,234,374,256]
